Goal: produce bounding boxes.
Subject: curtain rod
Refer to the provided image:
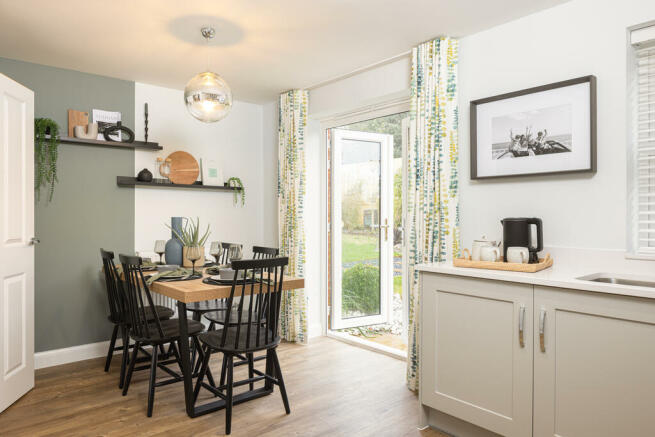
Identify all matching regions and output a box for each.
[305,50,412,91]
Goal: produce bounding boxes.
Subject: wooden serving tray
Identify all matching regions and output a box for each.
[453,249,553,273]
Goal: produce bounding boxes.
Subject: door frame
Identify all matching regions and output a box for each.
[317,95,410,342]
[330,128,394,329]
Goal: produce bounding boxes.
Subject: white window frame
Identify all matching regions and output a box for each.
[627,21,655,260]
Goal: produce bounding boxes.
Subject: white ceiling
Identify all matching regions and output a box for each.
[0,0,568,103]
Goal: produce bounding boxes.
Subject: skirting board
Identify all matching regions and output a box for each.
[35,339,122,370]
[35,323,323,370]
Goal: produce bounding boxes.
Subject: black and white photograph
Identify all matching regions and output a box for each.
[491,104,572,160]
[470,75,596,179]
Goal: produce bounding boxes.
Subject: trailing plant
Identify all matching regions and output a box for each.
[34,118,60,202]
[166,217,211,247]
[226,176,245,206]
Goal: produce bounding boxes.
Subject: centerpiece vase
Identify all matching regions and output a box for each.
[164,217,184,266]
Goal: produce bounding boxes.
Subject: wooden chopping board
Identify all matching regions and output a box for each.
[68,109,89,137]
[166,151,199,184]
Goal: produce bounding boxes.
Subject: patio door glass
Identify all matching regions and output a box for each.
[331,129,393,329]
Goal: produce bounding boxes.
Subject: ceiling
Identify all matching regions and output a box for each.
[0,0,568,103]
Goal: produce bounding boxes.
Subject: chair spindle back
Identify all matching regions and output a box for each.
[119,254,165,340]
[100,249,125,323]
[219,257,288,351]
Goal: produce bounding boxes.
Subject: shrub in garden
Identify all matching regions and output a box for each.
[342,263,380,315]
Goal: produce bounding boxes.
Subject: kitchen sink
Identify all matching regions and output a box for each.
[577,273,655,288]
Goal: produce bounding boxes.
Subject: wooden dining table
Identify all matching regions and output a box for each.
[147,268,304,418]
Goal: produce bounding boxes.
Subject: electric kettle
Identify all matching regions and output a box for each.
[500,218,543,263]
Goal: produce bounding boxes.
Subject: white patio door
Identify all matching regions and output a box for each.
[331,129,393,329]
[0,73,35,413]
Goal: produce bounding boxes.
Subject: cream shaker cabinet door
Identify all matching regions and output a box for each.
[533,286,655,437]
[420,274,533,437]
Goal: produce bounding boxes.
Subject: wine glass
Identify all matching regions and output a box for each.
[154,240,166,264]
[209,241,222,264]
[186,246,202,276]
[228,244,243,262]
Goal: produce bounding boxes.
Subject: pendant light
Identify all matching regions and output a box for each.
[184,27,233,123]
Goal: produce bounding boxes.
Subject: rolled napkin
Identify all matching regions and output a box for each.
[146,267,193,285]
[205,265,229,276]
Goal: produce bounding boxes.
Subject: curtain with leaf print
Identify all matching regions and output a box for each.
[278,90,309,344]
[406,38,460,390]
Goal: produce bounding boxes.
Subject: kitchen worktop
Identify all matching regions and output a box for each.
[417,247,655,300]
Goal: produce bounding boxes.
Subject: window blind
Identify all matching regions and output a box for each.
[633,26,655,254]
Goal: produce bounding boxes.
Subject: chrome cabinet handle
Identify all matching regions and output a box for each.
[539,308,546,352]
[518,304,525,348]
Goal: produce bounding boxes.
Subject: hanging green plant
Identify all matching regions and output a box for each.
[226,176,245,206]
[34,118,60,202]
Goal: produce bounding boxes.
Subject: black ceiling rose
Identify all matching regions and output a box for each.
[103,121,135,143]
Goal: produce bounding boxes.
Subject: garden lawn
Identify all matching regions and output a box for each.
[342,233,378,263]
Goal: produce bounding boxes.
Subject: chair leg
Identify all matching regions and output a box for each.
[122,341,140,396]
[190,312,201,369]
[220,354,228,387]
[270,348,290,414]
[147,345,159,417]
[247,353,254,391]
[104,324,119,372]
[119,325,129,389]
[225,354,234,435]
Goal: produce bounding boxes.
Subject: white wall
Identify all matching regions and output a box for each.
[459,0,655,250]
[261,100,279,246]
[309,56,411,117]
[133,82,270,258]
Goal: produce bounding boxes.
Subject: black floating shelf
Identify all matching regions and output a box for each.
[116,176,240,191]
[47,135,162,150]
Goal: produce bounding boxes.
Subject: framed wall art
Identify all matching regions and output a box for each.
[470,75,596,179]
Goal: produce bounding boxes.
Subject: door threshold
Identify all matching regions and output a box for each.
[327,330,407,361]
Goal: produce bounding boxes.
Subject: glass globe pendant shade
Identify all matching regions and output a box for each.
[184,71,233,123]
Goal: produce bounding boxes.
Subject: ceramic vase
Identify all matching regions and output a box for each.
[164,217,184,266]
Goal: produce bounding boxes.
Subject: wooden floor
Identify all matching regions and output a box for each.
[0,337,445,436]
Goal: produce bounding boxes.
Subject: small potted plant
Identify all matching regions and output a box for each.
[34,118,61,202]
[166,217,211,272]
[226,176,245,206]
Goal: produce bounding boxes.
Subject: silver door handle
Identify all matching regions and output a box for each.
[518,304,525,348]
[539,308,546,352]
[380,218,390,241]
[29,237,40,245]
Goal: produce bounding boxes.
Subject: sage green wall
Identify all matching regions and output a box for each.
[0,57,135,352]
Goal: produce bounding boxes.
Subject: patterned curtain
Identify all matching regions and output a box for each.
[406,38,460,390]
[278,90,308,344]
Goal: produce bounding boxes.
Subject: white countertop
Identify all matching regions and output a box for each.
[417,247,655,300]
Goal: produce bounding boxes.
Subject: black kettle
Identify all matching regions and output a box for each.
[500,218,543,263]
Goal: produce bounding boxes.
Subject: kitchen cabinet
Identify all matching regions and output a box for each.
[420,272,655,437]
[533,286,655,437]
[420,274,533,437]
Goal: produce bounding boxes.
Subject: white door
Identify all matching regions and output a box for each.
[533,286,655,437]
[420,274,533,437]
[0,73,35,413]
[331,129,393,329]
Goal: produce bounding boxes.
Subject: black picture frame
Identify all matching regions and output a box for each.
[470,75,597,180]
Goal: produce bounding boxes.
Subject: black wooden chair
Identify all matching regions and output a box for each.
[187,242,242,319]
[252,245,279,259]
[202,246,281,382]
[119,254,206,417]
[194,257,291,435]
[100,249,174,388]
